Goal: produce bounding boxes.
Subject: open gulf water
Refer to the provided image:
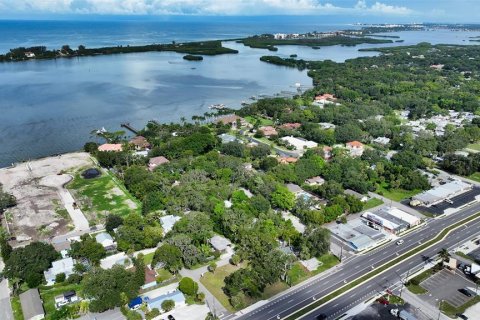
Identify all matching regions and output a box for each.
[0,18,479,166]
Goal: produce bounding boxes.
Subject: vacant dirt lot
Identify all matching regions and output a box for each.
[0,152,92,243]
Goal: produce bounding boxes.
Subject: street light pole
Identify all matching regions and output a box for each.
[437,299,443,320]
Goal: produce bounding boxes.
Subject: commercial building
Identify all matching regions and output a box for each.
[411,180,472,207]
[361,208,414,234]
[20,289,45,320]
[330,219,386,252]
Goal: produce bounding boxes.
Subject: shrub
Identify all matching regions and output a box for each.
[161,299,175,312]
[178,277,198,296]
[55,272,66,283]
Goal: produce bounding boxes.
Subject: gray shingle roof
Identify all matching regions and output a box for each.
[20,289,44,320]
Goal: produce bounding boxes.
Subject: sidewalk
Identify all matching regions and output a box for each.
[400,288,451,320]
[0,279,14,320]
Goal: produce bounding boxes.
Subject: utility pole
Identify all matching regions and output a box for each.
[437,299,443,320]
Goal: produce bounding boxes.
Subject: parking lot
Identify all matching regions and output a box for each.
[408,187,480,216]
[420,269,475,308]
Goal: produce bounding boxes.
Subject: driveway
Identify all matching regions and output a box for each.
[77,308,125,320]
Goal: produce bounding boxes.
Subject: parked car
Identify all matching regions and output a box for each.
[316,314,327,320]
[456,314,468,320]
[459,288,473,297]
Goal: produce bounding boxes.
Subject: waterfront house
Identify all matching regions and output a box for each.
[44,257,75,286]
[259,126,278,137]
[215,114,247,128]
[148,156,170,171]
[95,232,116,250]
[129,136,151,150]
[25,52,36,58]
[98,143,123,152]
[20,289,45,320]
[346,141,364,157]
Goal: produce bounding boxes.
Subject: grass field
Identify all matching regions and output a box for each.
[11,296,24,320]
[376,183,421,202]
[441,296,480,317]
[39,283,83,317]
[406,268,436,294]
[468,172,480,183]
[200,263,243,312]
[313,254,340,275]
[143,252,155,265]
[363,198,384,211]
[68,167,141,221]
[244,115,274,126]
[466,143,480,151]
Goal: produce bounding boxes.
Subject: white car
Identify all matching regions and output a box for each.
[396,240,404,245]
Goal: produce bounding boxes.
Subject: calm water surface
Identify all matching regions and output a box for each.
[0,19,479,166]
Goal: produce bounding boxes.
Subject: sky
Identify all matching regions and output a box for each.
[0,0,479,23]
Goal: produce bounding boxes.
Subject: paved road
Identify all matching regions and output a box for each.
[234,202,480,320]
[0,279,14,320]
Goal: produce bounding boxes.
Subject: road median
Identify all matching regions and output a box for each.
[285,211,480,320]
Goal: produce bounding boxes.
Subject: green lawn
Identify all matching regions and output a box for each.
[143,252,155,265]
[406,268,436,294]
[313,254,341,275]
[455,251,476,262]
[441,296,480,317]
[156,268,175,282]
[375,183,421,202]
[288,262,310,285]
[11,296,24,320]
[39,283,83,317]
[363,198,384,211]
[468,172,480,183]
[466,143,480,151]
[200,263,243,312]
[244,116,274,126]
[68,167,141,221]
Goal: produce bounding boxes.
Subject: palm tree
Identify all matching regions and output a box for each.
[438,248,450,262]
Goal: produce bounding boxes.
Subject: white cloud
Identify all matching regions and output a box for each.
[0,0,413,16]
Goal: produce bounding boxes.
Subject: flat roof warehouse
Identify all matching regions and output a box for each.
[412,180,472,207]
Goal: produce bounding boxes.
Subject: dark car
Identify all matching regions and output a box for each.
[456,314,468,320]
[167,316,175,320]
[459,288,473,297]
[316,314,327,320]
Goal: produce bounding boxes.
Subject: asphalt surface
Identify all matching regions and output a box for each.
[406,187,480,215]
[234,201,480,320]
[0,279,14,320]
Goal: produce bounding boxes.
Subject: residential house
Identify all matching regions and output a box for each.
[25,52,36,58]
[286,183,303,196]
[95,232,116,250]
[280,136,318,151]
[218,133,240,144]
[20,289,45,320]
[142,267,158,290]
[160,215,181,234]
[346,141,364,157]
[144,290,186,312]
[313,93,337,107]
[129,136,151,150]
[259,126,278,137]
[305,176,325,186]
[148,156,170,171]
[278,156,298,164]
[345,189,369,202]
[215,114,247,128]
[100,252,132,270]
[44,257,75,286]
[54,290,79,309]
[98,143,123,152]
[280,123,302,130]
[318,122,336,130]
[323,146,333,160]
[372,137,390,147]
[209,235,232,253]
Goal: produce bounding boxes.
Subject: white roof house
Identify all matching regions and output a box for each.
[280,136,318,151]
[159,215,181,234]
[373,137,390,146]
[44,257,75,286]
[95,232,116,249]
[305,176,325,186]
